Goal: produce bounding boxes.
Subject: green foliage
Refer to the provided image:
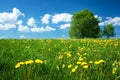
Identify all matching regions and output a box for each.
[0,39,120,80]
[69,9,100,38]
[103,24,115,38]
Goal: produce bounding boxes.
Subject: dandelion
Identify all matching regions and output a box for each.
[81,62,87,66]
[35,59,43,64]
[94,59,105,65]
[68,64,72,68]
[79,57,84,61]
[18,62,24,65]
[65,52,72,58]
[74,65,78,69]
[77,61,81,64]
[83,65,88,69]
[15,63,21,69]
[25,60,34,65]
[94,61,100,65]
[99,59,105,63]
[71,68,76,73]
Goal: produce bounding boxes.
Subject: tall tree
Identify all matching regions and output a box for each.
[69,9,100,38]
[103,24,115,38]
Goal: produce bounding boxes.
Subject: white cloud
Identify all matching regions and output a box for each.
[20,35,25,38]
[95,15,102,21]
[0,24,16,30]
[52,13,72,24]
[17,20,23,25]
[31,27,44,32]
[27,17,36,27]
[60,23,70,29]
[12,8,24,17]
[31,26,56,32]
[18,25,29,32]
[99,22,105,26]
[0,8,24,24]
[41,14,51,24]
[0,8,24,30]
[99,17,120,26]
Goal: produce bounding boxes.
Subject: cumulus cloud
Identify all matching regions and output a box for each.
[99,22,105,26]
[27,17,36,27]
[31,26,56,32]
[99,17,120,26]
[95,15,102,21]
[17,20,23,25]
[41,14,51,24]
[18,25,29,32]
[0,24,16,30]
[52,13,72,24]
[60,23,70,29]
[0,8,24,30]
[0,8,24,24]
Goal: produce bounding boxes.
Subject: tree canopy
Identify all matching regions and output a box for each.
[103,24,115,38]
[69,9,100,38]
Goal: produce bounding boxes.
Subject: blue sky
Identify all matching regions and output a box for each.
[0,0,120,39]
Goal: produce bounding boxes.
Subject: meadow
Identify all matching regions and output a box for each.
[0,39,120,80]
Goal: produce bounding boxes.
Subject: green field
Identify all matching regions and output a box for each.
[0,39,120,80]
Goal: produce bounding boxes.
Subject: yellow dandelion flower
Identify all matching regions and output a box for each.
[81,62,87,66]
[28,60,34,64]
[66,53,72,58]
[71,68,76,73]
[18,62,24,65]
[83,65,88,69]
[77,61,81,64]
[94,61,100,65]
[94,60,105,65]
[35,59,43,64]
[68,64,72,68]
[15,64,21,69]
[74,65,78,69]
[99,59,105,63]
[25,60,34,65]
[79,57,84,61]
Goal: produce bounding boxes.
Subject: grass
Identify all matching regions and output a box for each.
[0,39,120,80]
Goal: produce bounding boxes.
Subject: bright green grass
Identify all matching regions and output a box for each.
[0,39,120,80]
